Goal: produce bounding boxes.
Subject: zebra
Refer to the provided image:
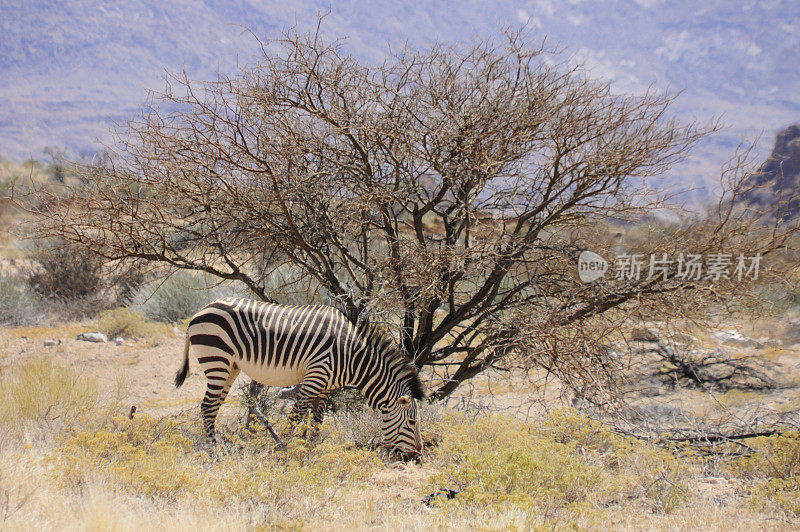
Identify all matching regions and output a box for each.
[174,297,425,458]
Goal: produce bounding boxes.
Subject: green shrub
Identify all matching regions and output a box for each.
[425,410,690,516]
[427,414,604,513]
[733,432,800,480]
[540,410,690,513]
[49,412,382,505]
[129,272,241,323]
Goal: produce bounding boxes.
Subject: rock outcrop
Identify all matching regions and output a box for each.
[740,124,800,218]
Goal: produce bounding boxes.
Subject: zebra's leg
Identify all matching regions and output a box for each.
[289,379,327,428]
[311,395,328,425]
[217,363,240,405]
[304,394,328,441]
[199,363,237,445]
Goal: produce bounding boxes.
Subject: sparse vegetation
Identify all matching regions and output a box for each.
[50,412,382,504]
[93,307,173,339]
[0,342,797,529]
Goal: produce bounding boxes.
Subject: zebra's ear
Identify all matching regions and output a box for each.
[398,395,411,405]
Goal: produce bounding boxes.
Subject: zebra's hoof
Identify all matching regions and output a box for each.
[273,441,288,452]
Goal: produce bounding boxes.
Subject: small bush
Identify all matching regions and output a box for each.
[427,414,603,513]
[730,432,800,516]
[93,307,171,339]
[750,478,800,516]
[25,238,105,301]
[129,272,243,323]
[0,274,42,325]
[733,432,800,480]
[0,360,97,433]
[539,410,690,513]
[326,408,382,451]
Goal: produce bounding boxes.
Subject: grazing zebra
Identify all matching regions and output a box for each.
[174,298,425,458]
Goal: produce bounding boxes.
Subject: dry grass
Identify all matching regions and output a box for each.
[0,359,97,435]
[0,331,799,530]
[0,385,794,530]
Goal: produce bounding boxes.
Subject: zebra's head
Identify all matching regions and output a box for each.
[380,394,422,460]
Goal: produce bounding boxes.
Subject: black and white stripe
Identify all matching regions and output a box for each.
[175,298,425,457]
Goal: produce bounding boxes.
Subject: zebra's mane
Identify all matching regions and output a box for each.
[355,318,426,401]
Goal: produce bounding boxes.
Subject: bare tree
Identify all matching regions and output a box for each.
[18,25,800,401]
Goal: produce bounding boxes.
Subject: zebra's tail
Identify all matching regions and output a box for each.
[174,334,191,388]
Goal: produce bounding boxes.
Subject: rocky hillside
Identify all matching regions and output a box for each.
[740,124,800,217]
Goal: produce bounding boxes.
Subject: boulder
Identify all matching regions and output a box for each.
[76,332,108,343]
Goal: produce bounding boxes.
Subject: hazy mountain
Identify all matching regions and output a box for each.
[2,0,798,198]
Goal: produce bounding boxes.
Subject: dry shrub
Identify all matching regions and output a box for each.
[283,392,445,458]
[0,360,97,435]
[48,411,382,512]
[25,238,105,302]
[93,307,172,339]
[730,432,800,516]
[425,410,690,517]
[324,408,382,451]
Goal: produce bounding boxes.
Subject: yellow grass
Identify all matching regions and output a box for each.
[0,346,798,529]
[0,359,97,433]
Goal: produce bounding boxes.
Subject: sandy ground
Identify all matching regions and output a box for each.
[0,326,207,415]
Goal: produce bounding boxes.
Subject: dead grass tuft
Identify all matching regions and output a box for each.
[0,359,97,435]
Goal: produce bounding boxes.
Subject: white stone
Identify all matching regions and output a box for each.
[712,330,761,348]
[76,332,108,343]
